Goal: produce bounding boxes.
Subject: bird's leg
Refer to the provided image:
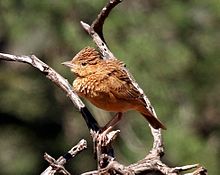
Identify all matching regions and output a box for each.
[101,112,123,133]
[95,112,122,152]
[92,113,123,160]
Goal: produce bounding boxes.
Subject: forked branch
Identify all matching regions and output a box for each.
[80,0,123,60]
[41,139,87,175]
[90,0,123,44]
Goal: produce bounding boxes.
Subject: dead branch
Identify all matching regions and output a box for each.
[80,0,122,60]
[41,139,87,175]
[90,0,122,44]
[0,53,99,132]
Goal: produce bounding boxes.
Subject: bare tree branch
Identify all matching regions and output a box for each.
[80,21,115,60]
[0,53,100,132]
[82,161,207,175]
[80,0,122,60]
[90,0,123,44]
[41,139,87,175]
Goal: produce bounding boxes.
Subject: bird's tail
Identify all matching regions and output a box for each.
[140,110,166,130]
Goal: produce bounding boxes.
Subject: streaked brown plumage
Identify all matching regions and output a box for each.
[62,47,166,130]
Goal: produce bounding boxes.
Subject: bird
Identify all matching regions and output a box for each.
[62,47,166,130]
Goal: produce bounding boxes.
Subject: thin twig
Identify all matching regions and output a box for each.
[90,0,123,44]
[81,21,115,60]
[80,0,122,58]
[41,139,87,175]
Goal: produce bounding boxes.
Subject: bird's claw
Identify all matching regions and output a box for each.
[97,127,120,146]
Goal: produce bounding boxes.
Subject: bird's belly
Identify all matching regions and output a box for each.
[73,77,136,112]
[87,95,135,112]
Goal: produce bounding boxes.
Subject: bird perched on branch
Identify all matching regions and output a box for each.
[62,47,166,130]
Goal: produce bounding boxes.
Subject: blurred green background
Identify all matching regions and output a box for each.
[0,0,219,174]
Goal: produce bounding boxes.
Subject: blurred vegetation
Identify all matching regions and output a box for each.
[0,0,219,174]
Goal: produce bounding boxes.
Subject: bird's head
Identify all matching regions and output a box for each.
[62,47,103,77]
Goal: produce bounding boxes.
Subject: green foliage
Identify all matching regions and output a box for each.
[0,0,219,174]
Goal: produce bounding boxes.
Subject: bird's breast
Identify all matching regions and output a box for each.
[72,76,136,112]
[73,77,99,98]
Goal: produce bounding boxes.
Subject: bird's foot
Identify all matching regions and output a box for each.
[97,126,120,146]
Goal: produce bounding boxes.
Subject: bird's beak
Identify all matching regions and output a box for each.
[62,61,73,68]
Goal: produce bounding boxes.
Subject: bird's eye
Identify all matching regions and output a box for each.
[81,62,87,66]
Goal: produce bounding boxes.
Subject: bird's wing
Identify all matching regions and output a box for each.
[106,63,146,105]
